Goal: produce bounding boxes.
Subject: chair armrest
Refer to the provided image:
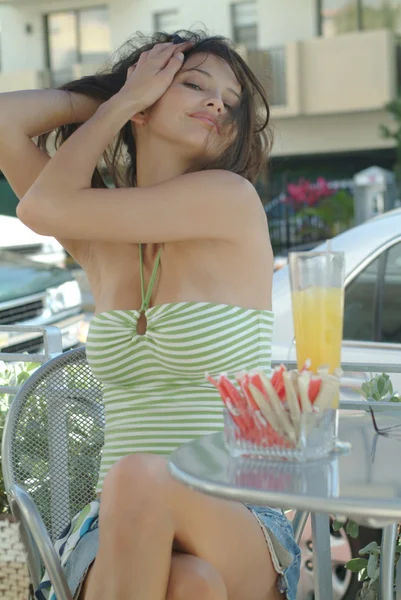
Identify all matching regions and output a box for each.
[10,484,73,600]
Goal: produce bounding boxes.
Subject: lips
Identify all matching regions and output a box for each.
[189,113,220,133]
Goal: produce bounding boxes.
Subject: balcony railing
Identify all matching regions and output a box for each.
[247,47,287,107]
[0,28,396,118]
[242,28,396,118]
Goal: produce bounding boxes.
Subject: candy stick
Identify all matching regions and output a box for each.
[313,375,340,412]
[308,377,322,404]
[236,373,260,411]
[219,376,248,411]
[300,359,312,372]
[270,365,287,401]
[283,371,301,432]
[297,371,313,414]
[219,378,256,436]
[257,374,297,443]
[207,374,253,438]
[248,384,284,433]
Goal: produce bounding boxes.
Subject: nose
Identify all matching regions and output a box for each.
[204,92,224,113]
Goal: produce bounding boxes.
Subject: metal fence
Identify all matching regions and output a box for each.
[263,179,354,255]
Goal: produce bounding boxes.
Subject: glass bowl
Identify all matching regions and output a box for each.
[223,407,336,462]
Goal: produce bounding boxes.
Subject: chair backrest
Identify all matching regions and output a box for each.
[2,347,104,542]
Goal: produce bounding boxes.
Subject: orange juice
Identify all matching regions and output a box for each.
[291,286,344,378]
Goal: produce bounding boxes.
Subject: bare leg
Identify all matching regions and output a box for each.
[166,553,227,600]
[82,453,283,600]
[81,552,227,600]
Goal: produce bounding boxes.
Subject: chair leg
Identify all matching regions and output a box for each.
[290,510,310,544]
[10,484,73,600]
[380,523,397,600]
[10,499,42,590]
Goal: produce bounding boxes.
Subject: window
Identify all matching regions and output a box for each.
[343,257,380,341]
[319,0,401,35]
[46,7,111,86]
[381,242,401,343]
[319,0,361,36]
[154,10,179,33]
[231,1,258,50]
[79,7,111,65]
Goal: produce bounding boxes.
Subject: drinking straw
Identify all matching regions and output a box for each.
[327,239,332,252]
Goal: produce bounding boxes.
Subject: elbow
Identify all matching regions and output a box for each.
[17,193,54,235]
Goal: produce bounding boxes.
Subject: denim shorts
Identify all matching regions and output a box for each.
[36,501,300,600]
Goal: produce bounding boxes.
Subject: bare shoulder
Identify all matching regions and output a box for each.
[183,170,260,202]
[180,170,267,227]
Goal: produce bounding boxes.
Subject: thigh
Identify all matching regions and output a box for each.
[167,552,227,600]
[162,460,285,600]
[81,552,226,600]
[82,454,289,600]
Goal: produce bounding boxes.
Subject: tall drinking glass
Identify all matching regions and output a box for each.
[288,251,345,408]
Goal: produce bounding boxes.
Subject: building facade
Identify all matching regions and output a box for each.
[0,0,399,193]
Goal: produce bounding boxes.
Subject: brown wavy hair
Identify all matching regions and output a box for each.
[38,30,272,187]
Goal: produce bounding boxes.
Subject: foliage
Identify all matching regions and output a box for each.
[285,177,354,238]
[360,373,400,404]
[330,3,400,36]
[0,360,39,512]
[297,190,354,238]
[0,358,104,524]
[380,98,401,187]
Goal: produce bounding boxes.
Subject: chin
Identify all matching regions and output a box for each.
[179,129,225,155]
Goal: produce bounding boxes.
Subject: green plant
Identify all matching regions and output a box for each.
[297,190,354,238]
[0,360,39,512]
[380,99,401,188]
[360,373,400,404]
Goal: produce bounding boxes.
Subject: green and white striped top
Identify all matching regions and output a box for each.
[86,244,274,491]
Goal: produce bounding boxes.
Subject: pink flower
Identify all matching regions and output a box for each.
[284,177,333,208]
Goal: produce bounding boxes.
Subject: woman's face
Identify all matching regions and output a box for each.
[141,52,242,159]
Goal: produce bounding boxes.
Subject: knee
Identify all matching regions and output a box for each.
[100,453,169,519]
[167,557,227,600]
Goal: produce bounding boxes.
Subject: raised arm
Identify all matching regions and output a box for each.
[17,44,267,244]
[0,89,102,199]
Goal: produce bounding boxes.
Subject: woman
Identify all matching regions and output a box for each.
[0,31,300,600]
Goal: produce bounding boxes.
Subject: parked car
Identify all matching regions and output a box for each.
[272,209,401,599]
[272,208,401,395]
[0,215,66,267]
[0,250,85,354]
[273,241,321,272]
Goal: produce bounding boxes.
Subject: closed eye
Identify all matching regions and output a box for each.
[184,82,202,91]
[184,82,233,111]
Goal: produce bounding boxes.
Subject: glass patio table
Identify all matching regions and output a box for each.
[168,408,401,600]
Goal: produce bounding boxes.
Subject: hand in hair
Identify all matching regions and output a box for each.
[119,41,192,114]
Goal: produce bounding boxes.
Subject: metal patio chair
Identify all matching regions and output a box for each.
[2,346,308,600]
[2,346,104,600]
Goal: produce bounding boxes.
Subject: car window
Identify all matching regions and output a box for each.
[343,257,380,342]
[381,242,401,344]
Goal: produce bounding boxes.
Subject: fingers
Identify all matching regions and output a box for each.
[164,51,185,76]
[152,41,192,55]
[128,41,191,78]
[127,64,136,77]
[149,41,192,68]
